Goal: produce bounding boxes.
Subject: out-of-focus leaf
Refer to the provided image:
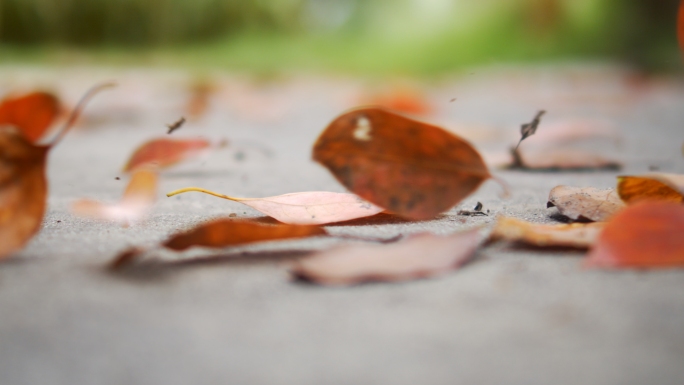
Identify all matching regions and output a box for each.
[291,229,481,286]
[363,88,433,115]
[0,92,60,143]
[490,216,603,249]
[313,107,491,220]
[617,173,684,204]
[163,219,327,251]
[123,138,214,172]
[547,186,625,222]
[0,130,49,259]
[586,201,684,269]
[166,188,383,225]
[72,169,157,226]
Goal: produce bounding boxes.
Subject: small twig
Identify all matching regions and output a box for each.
[514,110,546,151]
[166,116,186,134]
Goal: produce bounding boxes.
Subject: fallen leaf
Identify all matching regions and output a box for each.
[515,110,545,150]
[0,92,61,143]
[163,219,326,251]
[291,229,481,286]
[166,188,383,225]
[313,107,492,220]
[585,201,684,269]
[547,186,625,222]
[123,138,214,172]
[0,130,49,259]
[617,173,684,204]
[71,169,158,225]
[490,216,603,248]
[0,83,111,259]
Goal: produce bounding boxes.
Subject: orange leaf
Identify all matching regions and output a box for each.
[71,169,158,225]
[291,229,481,286]
[123,138,213,172]
[617,173,684,204]
[313,108,491,220]
[363,88,432,115]
[0,92,60,143]
[586,201,684,269]
[490,216,603,249]
[166,188,383,225]
[163,219,327,251]
[0,130,49,258]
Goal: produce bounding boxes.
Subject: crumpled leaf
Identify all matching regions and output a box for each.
[617,173,684,204]
[547,186,625,222]
[166,188,383,225]
[291,229,481,286]
[71,169,158,226]
[164,219,327,251]
[123,138,214,172]
[0,130,49,259]
[490,216,603,249]
[313,107,492,220]
[511,118,622,170]
[586,201,684,269]
[0,91,61,143]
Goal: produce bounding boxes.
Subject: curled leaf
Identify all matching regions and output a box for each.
[547,186,625,222]
[0,92,60,143]
[617,173,684,204]
[313,107,491,220]
[0,130,49,259]
[490,216,603,249]
[586,201,684,269]
[72,169,158,225]
[291,229,481,286]
[123,138,214,172]
[515,110,545,150]
[163,219,327,251]
[166,188,383,225]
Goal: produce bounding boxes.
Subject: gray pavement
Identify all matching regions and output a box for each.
[1,64,684,385]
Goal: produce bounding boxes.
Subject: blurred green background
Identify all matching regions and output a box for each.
[0,0,680,75]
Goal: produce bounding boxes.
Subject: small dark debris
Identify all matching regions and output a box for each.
[458,201,488,216]
[115,177,120,180]
[515,110,546,150]
[166,116,186,134]
[450,98,457,102]
[229,213,237,217]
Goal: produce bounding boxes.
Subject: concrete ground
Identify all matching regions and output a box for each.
[1,64,684,385]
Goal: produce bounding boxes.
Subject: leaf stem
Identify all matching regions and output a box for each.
[48,82,117,147]
[166,187,242,201]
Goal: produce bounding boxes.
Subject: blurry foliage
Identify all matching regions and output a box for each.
[0,0,680,73]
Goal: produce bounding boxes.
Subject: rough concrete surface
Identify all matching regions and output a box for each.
[1,64,684,385]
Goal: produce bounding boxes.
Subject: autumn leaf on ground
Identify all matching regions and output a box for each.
[585,201,684,269]
[313,107,495,220]
[291,229,481,286]
[109,219,327,268]
[166,188,383,225]
[123,137,217,172]
[0,91,61,143]
[547,186,625,222]
[511,117,621,170]
[0,83,112,259]
[72,169,157,226]
[617,173,684,204]
[489,216,603,249]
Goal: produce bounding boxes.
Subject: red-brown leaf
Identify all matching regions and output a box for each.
[0,92,60,143]
[0,129,49,258]
[585,201,684,269]
[123,138,212,172]
[163,219,327,251]
[313,108,491,220]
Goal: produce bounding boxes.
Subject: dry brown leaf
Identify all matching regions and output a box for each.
[617,173,684,204]
[0,130,49,258]
[0,92,61,143]
[163,219,327,251]
[586,201,684,269]
[547,186,625,222]
[291,229,481,286]
[166,188,383,225]
[72,169,157,225]
[490,216,603,249]
[313,107,492,220]
[123,138,214,172]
